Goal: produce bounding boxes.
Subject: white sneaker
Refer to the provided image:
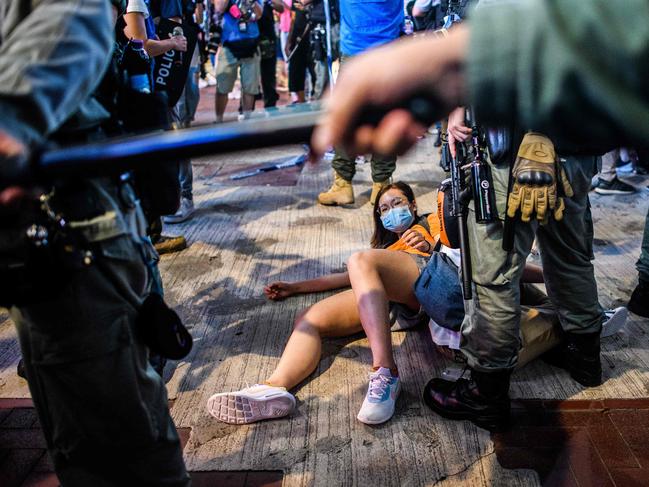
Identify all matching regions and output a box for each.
[206,72,217,86]
[163,197,195,224]
[357,367,401,425]
[601,307,628,338]
[206,384,296,425]
[198,78,208,89]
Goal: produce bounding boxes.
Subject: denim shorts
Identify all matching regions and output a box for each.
[408,253,430,273]
[389,252,430,331]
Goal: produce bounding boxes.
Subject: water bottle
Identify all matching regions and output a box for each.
[465,109,497,224]
[172,26,184,66]
[123,39,151,93]
[471,156,497,224]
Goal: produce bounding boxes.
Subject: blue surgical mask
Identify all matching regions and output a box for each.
[381,206,414,233]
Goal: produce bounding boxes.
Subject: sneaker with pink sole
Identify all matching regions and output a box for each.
[207,384,296,425]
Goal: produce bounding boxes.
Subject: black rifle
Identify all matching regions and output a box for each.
[443,107,497,300]
[448,131,473,300]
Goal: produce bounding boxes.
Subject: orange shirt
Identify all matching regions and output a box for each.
[386,214,441,257]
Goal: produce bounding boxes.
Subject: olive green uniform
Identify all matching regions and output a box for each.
[460,154,603,371]
[469,0,649,150]
[0,0,189,484]
[332,55,396,183]
[11,181,189,486]
[457,0,649,371]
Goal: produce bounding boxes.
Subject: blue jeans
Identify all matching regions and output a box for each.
[174,66,200,126]
[172,66,199,201]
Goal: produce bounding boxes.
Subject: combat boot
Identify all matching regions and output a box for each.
[369,179,391,205]
[542,331,602,387]
[422,369,511,432]
[317,172,354,206]
[628,279,649,318]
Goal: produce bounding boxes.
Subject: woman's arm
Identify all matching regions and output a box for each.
[265,272,350,300]
[522,263,544,284]
[123,12,149,42]
[294,272,351,293]
[123,12,187,57]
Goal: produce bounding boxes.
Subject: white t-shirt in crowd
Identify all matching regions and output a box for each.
[126,0,150,18]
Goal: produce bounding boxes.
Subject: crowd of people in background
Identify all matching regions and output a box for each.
[122,0,343,236]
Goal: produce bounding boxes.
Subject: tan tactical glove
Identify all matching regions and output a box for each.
[507,132,574,224]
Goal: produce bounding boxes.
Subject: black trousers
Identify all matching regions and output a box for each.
[288,39,315,94]
[260,53,279,108]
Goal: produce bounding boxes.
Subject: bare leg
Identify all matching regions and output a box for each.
[215,92,229,122]
[292,90,306,103]
[267,289,362,390]
[347,250,421,370]
[242,93,256,116]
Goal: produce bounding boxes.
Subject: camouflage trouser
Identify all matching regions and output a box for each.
[332,146,397,183]
[11,180,189,486]
[331,54,396,183]
[461,155,604,371]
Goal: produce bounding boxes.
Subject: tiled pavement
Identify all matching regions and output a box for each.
[498,400,649,486]
[3,88,649,487]
[0,398,282,487]
[2,398,648,486]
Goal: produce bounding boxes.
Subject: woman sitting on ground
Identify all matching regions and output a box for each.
[208,182,440,425]
[206,182,625,426]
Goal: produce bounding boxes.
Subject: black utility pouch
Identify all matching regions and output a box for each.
[0,202,81,308]
[136,293,193,360]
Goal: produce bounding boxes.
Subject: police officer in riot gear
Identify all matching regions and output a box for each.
[0,0,189,484]
[312,0,649,432]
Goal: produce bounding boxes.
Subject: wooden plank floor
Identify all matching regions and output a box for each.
[1,132,648,486]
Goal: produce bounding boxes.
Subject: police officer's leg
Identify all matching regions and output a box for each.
[169,92,194,223]
[316,146,355,205]
[537,155,605,386]
[423,161,535,431]
[628,206,649,317]
[369,153,396,204]
[461,213,535,371]
[11,223,189,485]
[317,54,355,205]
